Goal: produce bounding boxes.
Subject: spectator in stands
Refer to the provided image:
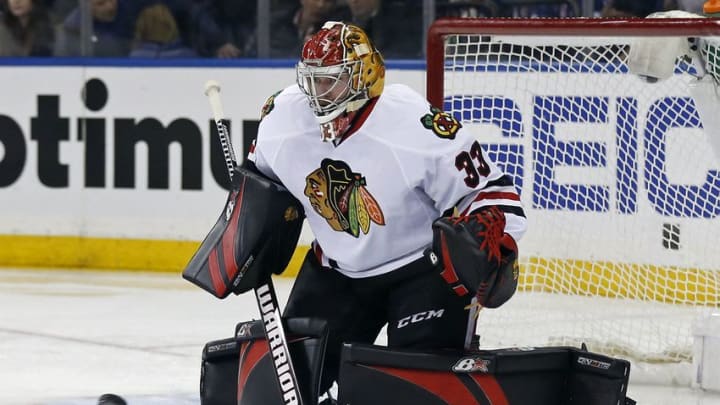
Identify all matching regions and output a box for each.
[55,0,150,57]
[190,0,255,58]
[131,0,197,55]
[508,2,576,17]
[339,0,423,58]
[601,0,665,17]
[129,3,196,58]
[663,0,705,13]
[270,0,341,58]
[43,0,77,25]
[437,0,499,18]
[0,0,54,56]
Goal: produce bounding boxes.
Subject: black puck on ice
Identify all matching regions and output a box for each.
[98,393,127,405]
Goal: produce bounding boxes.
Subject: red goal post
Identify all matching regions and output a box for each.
[426,17,720,385]
[427,18,720,105]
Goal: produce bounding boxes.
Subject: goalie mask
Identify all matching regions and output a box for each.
[297,21,385,142]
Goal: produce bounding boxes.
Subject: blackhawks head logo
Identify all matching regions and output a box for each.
[304,158,385,237]
[421,106,462,139]
[260,90,282,120]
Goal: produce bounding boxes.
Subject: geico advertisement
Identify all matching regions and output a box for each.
[0,65,424,242]
[443,72,718,268]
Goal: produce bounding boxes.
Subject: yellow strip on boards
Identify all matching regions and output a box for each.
[0,235,308,277]
[520,257,719,305]
[1,235,717,305]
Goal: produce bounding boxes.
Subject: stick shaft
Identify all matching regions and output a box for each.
[255,282,304,405]
[204,80,304,404]
[205,84,237,179]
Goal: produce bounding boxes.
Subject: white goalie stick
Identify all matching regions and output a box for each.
[204,80,304,405]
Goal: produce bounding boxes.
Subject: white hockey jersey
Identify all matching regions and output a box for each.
[248,84,526,278]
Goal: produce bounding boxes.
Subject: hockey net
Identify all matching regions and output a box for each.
[427,18,720,384]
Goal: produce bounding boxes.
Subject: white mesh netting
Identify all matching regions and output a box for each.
[439,28,720,384]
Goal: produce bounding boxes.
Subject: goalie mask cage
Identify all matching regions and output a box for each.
[427,18,720,385]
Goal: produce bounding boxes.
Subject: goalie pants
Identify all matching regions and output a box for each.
[284,249,473,393]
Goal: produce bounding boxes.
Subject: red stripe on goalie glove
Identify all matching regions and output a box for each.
[208,249,226,297]
[206,181,246,298]
[438,230,470,297]
[453,285,470,296]
[438,231,459,284]
[221,187,244,279]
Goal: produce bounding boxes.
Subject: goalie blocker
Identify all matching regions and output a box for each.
[183,166,305,298]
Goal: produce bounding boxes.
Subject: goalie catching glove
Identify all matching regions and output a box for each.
[431,207,519,308]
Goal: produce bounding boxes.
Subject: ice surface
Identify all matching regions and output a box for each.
[0,269,718,405]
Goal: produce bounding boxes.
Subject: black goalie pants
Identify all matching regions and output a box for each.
[283,249,473,393]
